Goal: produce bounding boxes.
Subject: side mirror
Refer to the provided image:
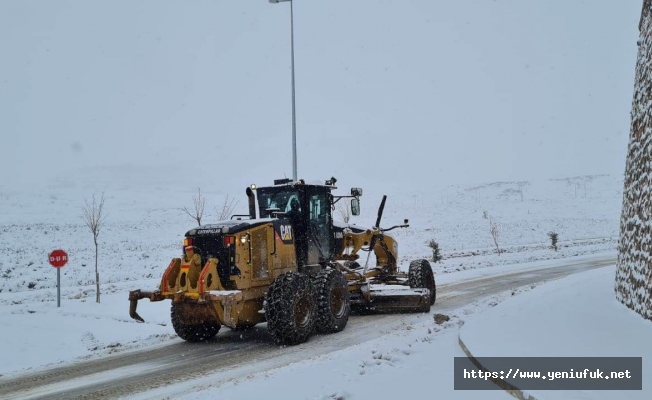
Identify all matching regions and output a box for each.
[351,187,363,197]
[351,198,360,216]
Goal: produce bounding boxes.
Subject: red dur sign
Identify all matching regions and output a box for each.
[49,249,68,268]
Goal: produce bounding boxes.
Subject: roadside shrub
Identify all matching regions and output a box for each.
[427,239,442,262]
[548,231,559,251]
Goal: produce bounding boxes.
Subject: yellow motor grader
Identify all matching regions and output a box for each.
[129,178,436,345]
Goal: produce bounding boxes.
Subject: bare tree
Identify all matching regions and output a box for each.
[215,194,239,221]
[489,219,501,255]
[581,176,595,198]
[82,193,107,303]
[336,201,351,223]
[483,211,502,255]
[182,187,206,226]
[516,181,529,202]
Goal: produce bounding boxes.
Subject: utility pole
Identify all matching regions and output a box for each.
[269,0,298,181]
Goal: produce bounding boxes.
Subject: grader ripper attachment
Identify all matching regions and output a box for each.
[129,178,436,345]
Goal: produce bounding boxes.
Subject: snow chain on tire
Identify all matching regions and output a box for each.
[312,268,350,334]
[265,271,316,345]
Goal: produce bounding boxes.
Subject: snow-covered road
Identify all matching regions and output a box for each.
[0,254,615,400]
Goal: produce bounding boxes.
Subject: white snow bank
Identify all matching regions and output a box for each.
[460,265,651,399]
[0,289,174,376]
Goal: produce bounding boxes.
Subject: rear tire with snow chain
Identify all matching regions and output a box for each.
[313,268,350,334]
[171,302,221,342]
[408,259,436,311]
[265,271,316,345]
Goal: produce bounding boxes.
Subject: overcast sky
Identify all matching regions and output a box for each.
[0,0,642,193]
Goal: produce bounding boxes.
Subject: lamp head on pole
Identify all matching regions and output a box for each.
[269,0,292,3]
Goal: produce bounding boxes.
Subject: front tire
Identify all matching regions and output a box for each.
[171,302,221,342]
[408,259,436,311]
[265,271,316,345]
[313,268,350,333]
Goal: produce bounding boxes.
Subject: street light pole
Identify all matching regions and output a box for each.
[270,0,298,182]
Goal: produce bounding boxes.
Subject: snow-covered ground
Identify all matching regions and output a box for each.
[460,265,651,400]
[0,173,626,398]
[0,173,622,300]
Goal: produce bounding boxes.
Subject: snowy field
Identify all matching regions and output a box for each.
[0,171,622,300]
[0,173,622,381]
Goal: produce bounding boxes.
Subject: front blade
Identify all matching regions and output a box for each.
[366,285,431,313]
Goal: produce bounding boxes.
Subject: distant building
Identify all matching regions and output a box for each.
[615,0,652,320]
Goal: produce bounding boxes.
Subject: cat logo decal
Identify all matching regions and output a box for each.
[280,225,293,241]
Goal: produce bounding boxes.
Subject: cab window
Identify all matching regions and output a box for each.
[256,189,299,217]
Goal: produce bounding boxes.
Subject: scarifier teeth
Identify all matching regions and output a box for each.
[129,299,145,323]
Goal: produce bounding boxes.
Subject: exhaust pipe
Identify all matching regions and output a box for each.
[246,186,257,219]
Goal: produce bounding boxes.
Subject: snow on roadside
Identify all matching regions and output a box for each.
[460,265,651,400]
[435,251,615,286]
[0,288,175,376]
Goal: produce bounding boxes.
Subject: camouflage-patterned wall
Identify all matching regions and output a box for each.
[615,0,652,320]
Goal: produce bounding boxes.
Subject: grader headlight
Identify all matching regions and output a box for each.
[240,233,250,244]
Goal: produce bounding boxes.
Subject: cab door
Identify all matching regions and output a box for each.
[306,192,333,264]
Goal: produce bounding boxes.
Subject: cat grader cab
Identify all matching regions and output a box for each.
[128,178,436,345]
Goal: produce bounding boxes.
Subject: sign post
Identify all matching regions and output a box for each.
[48,249,68,307]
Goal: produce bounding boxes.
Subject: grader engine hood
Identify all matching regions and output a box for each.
[128,217,296,325]
[185,219,274,237]
[185,218,292,246]
[185,219,280,289]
